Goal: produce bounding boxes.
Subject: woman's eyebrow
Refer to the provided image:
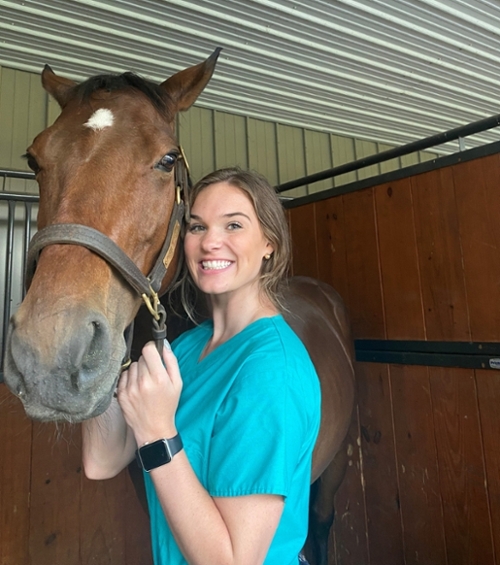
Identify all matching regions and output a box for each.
[189,212,252,221]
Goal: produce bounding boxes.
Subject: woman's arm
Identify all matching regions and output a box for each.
[118,342,284,565]
[150,453,283,565]
[81,397,137,479]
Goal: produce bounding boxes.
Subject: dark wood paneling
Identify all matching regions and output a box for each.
[476,373,500,559]
[430,367,494,565]
[289,203,319,278]
[390,365,447,565]
[342,189,404,564]
[0,391,152,565]
[374,177,447,564]
[0,387,32,565]
[289,150,500,565]
[330,409,368,565]
[412,167,471,341]
[314,197,349,302]
[452,153,500,342]
[374,178,425,340]
[342,189,385,339]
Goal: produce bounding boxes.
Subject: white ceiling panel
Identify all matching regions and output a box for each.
[1,0,500,153]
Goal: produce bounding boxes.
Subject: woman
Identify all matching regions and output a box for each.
[82,167,321,565]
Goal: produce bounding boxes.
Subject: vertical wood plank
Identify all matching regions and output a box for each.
[355,362,404,565]
[412,167,470,341]
[343,189,403,564]
[277,124,307,198]
[0,387,32,565]
[247,118,279,185]
[343,189,384,338]
[476,372,500,561]
[375,178,425,341]
[452,153,500,562]
[213,111,248,170]
[375,177,447,564]
[330,408,369,565]
[390,365,447,565]
[412,167,494,564]
[178,106,215,182]
[452,154,500,341]
[314,197,349,305]
[288,204,318,278]
[29,423,83,564]
[430,368,494,565]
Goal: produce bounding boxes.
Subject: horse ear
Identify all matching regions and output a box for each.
[160,48,222,113]
[41,65,77,108]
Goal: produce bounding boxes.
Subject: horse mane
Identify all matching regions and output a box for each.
[73,72,172,117]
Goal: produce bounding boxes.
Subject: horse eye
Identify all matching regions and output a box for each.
[156,152,178,173]
[23,153,41,174]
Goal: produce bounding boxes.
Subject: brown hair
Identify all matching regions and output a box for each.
[174,167,291,321]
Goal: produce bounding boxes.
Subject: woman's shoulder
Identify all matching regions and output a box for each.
[243,315,312,361]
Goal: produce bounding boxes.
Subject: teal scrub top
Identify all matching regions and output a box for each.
[144,314,321,565]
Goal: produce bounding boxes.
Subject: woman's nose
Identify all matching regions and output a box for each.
[200,228,222,250]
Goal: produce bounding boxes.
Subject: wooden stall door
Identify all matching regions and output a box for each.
[288,150,500,565]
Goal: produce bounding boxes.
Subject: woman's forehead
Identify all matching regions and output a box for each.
[192,182,256,215]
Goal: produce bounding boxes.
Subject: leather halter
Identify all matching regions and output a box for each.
[25,148,192,367]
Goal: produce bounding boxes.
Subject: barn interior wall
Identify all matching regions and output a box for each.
[0,62,442,565]
[287,150,500,565]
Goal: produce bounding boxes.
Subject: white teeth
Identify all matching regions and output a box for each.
[202,260,231,270]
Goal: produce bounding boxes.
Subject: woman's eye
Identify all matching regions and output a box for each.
[188,224,204,233]
[227,222,242,230]
[156,152,178,172]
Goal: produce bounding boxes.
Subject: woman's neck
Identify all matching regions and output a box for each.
[203,289,278,357]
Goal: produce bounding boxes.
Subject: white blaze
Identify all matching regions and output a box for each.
[84,108,114,131]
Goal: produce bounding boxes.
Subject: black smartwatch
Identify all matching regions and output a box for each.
[135,434,183,472]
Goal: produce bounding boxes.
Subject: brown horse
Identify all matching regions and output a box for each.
[3,50,355,565]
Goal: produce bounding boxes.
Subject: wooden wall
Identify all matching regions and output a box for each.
[288,150,500,565]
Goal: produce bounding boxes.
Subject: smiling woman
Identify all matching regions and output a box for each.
[82,167,321,565]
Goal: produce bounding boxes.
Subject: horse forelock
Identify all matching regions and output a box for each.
[73,72,173,119]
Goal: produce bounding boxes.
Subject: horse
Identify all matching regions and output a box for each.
[3,49,355,565]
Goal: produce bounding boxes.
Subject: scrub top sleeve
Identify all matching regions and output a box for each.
[206,365,306,498]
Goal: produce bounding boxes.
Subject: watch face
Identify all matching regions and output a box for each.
[139,440,171,472]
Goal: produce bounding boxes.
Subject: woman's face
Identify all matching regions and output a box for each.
[184,181,273,300]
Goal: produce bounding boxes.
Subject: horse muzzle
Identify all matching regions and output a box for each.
[4,307,124,422]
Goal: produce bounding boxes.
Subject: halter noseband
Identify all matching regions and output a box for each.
[25,147,192,368]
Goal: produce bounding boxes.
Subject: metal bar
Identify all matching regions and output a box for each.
[354,339,500,370]
[283,139,500,210]
[355,350,500,371]
[1,201,16,381]
[0,192,39,203]
[355,339,500,355]
[276,113,500,193]
[0,169,34,180]
[23,202,33,296]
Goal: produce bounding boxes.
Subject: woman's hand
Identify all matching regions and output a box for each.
[117,341,182,446]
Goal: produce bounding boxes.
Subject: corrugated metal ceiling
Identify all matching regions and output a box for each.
[1,0,500,153]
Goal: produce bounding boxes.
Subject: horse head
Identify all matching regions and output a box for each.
[4,49,221,422]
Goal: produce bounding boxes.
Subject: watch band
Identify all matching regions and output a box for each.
[135,434,183,472]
